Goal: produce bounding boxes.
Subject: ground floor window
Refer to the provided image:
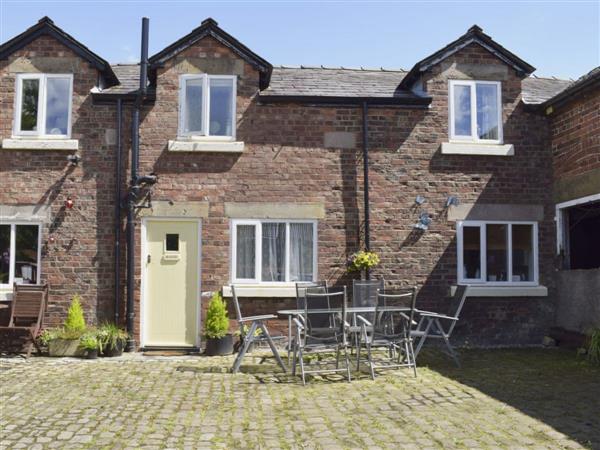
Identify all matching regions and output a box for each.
[457,221,538,285]
[0,223,42,286]
[556,196,600,270]
[231,220,317,283]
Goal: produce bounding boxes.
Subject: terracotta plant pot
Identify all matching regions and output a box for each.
[204,334,233,356]
[48,338,85,357]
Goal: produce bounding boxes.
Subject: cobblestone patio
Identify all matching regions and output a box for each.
[0,348,598,449]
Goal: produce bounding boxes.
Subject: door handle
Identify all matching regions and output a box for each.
[147,254,151,264]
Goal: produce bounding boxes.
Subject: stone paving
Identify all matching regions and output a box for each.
[0,348,598,449]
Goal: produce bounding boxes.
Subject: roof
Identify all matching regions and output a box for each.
[258,66,430,106]
[521,76,573,104]
[399,25,536,89]
[0,16,118,86]
[96,63,571,106]
[148,18,272,89]
[541,66,600,108]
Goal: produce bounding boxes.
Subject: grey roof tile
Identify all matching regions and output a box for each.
[99,63,574,106]
[522,76,573,104]
[262,66,409,98]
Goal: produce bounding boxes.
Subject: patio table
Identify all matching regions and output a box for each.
[277,306,417,361]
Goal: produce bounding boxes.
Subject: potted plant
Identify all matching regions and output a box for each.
[79,332,100,359]
[48,295,87,357]
[97,323,128,357]
[234,324,263,353]
[204,292,233,356]
[347,250,380,279]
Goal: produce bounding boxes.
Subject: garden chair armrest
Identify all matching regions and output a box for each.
[356,315,372,327]
[292,318,304,331]
[418,311,459,321]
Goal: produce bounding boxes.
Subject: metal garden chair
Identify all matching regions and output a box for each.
[412,285,469,367]
[356,287,418,379]
[288,281,328,363]
[292,287,352,385]
[351,278,384,357]
[230,285,286,374]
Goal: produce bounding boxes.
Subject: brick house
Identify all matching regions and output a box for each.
[544,68,600,337]
[1,17,597,350]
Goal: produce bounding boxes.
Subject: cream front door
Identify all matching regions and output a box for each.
[144,219,199,347]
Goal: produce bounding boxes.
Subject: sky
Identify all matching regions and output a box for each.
[1,1,599,80]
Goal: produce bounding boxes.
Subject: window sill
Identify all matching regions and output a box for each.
[168,140,244,153]
[222,284,297,298]
[2,138,79,151]
[450,285,548,297]
[0,288,13,302]
[441,142,514,156]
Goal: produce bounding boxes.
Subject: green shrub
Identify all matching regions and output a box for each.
[587,328,600,365]
[64,295,86,333]
[79,332,100,351]
[97,323,128,350]
[204,292,229,339]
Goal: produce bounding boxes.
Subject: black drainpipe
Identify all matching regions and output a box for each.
[362,101,371,279]
[125,17,150,351]
[114,98,122,324]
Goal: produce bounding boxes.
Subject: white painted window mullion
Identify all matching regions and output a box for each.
[480,224,487,283]
[470,82,477,140]
[8,225,16,285]
[507,223,513,283]
[284,222,290,283]
[203,75,209,136]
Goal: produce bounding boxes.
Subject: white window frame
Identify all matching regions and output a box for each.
[457,220,538,286]
[555,193,600,255]
[178,74,237,140]
[14,73,73,138]
[0,222,42,288]
[449,80,503,144]
[230,219,318,284]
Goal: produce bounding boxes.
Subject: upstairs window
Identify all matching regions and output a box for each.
[14,74,73,138]
[449,80,502,143]
[457,221,538,285]
[231,220,317,284]
[179,74,236,139]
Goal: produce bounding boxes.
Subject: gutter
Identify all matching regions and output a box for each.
[125,17,157,352]
[114,99,123,324]
[258,94,431,107]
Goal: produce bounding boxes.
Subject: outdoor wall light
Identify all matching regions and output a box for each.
[414,211,432,231]
[67,154,81,166]
[446,196,460,207]
[415,195,426,205]
[65,196,74,209]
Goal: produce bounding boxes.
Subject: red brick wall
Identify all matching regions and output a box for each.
[0,35,121,327]
[134,40,555,345]
[550,85,600,180]
[1,35,557,346]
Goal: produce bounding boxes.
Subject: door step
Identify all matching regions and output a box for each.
[141,346,200,356]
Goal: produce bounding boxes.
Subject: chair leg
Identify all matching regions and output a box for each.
[408,338,417,377]
[414,318,434,359]
[231,321,257,373]
[259,323,287,373]
[335,345,340,369]
[343,345,352,382]
[366,342,375,380]
[291,338,297,376]
[437,319,460,367]
[298,346,306,385]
